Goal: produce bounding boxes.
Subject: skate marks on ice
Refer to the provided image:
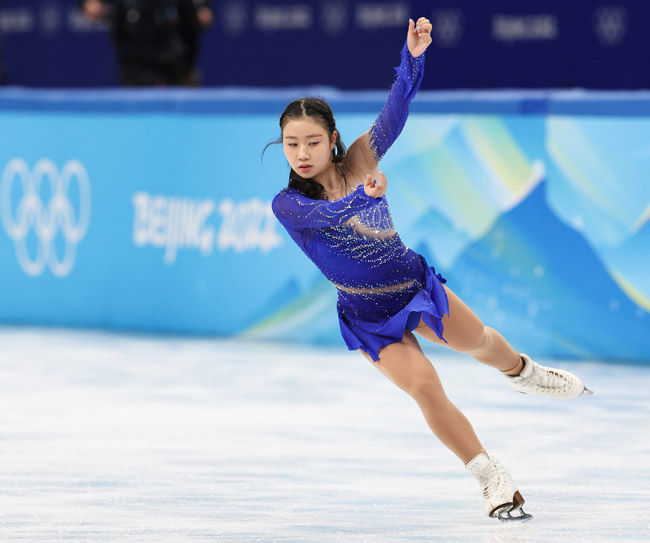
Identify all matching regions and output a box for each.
[0,327,648,542]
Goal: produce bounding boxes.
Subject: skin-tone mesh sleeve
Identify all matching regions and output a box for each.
[272,184,381,232]
[369,41,425,161]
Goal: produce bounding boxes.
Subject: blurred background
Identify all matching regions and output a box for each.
[1,0,649,89]
[1,0,649,362]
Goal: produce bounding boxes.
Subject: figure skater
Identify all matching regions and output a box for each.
[268,17,591,522]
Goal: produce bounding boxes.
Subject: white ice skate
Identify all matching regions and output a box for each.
[504,354,593,399]
[466,452,532,522]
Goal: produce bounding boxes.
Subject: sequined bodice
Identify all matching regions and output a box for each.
[312,199,421,288]
[272,186,425,294]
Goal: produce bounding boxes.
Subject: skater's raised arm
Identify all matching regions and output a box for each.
[370,17,431,161]
[346,17,432,173]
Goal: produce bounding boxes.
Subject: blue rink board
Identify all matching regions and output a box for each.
[0,88,648,362]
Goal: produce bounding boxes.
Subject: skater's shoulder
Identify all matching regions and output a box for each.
[272,187,310,207]
[271,187,317,225]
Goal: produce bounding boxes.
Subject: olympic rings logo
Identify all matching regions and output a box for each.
[0,158,91,277]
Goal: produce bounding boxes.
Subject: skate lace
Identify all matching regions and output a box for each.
[519,365,571,394]
[478,459,506,501]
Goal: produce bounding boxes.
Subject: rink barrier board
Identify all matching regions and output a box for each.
[1,88,649,362]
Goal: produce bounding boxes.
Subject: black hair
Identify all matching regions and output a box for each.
[263,97,348,200]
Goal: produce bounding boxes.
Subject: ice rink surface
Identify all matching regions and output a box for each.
[0,327,648,543]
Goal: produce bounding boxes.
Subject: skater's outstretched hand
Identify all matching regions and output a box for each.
[407,17,433,58]
[363,171,387,198]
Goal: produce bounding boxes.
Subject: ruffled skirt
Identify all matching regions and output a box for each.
[337,255,449,362]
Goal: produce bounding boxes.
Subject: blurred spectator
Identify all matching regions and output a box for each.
[0,24,6,85]
[0,49,6,86]
[80,0,213,86]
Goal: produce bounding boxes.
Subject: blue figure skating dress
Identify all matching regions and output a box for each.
[272,42,449,362]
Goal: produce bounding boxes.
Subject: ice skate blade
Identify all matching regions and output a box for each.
[496,506,533,523]
[582,387,594,395]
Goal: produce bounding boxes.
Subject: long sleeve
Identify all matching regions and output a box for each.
[369,41,425,161]
[272,185,381,232]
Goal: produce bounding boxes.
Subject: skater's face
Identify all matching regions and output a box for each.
[282,118,337,180]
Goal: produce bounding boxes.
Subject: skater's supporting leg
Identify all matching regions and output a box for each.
[360,329,484,464]
[413,285,521,372]
[361,331,531,519]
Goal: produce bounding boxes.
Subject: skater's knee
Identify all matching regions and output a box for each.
[408,379,448,406]
[450,325,492,356]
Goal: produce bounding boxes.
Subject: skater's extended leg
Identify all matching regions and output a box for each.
[414,285,521,372]
[415,285,591,398]
[360,330,484,464]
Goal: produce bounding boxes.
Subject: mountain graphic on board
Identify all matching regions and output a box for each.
[242,273,339,345]
[407,206,471,270]
[602,215,650,311]
[445,180,648,360]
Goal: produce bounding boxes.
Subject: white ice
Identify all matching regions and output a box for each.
[0,326,648,542]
